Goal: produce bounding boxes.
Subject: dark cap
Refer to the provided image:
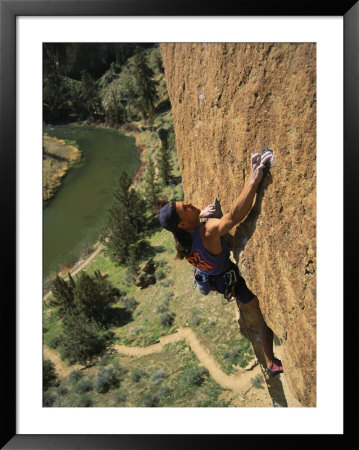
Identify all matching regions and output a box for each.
[159,200,181,234]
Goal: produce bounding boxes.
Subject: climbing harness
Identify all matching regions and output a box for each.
[192,262,239,305]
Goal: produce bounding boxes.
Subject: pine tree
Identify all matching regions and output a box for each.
[50,274,75,317]
[72,271,120,327]
[80,69,102,119]
[100,172,148,264]
[156,140,173,186]
[133,47,159,119]
[60,311,109,365]
[143,158,161,208]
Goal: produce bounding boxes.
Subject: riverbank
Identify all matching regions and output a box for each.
[71,110,175,192]
[43,135,82,204]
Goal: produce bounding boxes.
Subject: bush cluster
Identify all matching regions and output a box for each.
[122,296,139,312]
[43,359,59,390]
[69,370,84,384]
[130,368,147,383]
[95,365,122,393]
[152,369,166,383]
[184,367,209,387]
[75,379,93,394]
[143,392,159,407]
[160,311,175,328]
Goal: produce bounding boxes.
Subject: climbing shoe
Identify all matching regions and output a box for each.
[266,359,283,377]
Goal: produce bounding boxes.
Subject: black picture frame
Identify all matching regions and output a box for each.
[1,0,356,448]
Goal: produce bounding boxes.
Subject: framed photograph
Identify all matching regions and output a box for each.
[2,1,355,448]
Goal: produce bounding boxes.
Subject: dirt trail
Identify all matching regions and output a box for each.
[44,326,267,399]
[43,346,82,378]
[115,327,263,395]
[43,246,273,404]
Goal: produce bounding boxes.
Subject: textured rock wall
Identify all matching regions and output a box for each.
[160,43,316,407]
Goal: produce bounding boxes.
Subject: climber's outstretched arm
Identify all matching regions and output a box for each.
[205,151,272,237]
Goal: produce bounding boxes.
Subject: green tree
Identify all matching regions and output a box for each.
[43,72,73,123]
[107,90,123,124]
[143,158,161,208]
[156,140,173,186]
[100,172,148,264]
[50,274,75,318]
[43,359,59,390]
[51,271,120,327]
[133,47,159,119]
[121,71,140,121]
[60,311,110,365]
[80,70,102,119]
[72,271,120,326]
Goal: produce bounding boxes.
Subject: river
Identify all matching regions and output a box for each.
[43,124,140,279]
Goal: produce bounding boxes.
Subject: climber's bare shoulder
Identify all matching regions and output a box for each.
[203,213,237,238]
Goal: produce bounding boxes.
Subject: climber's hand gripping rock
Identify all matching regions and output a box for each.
[250,150,272,186]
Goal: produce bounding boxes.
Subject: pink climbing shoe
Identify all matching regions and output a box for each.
[266,359,283,377]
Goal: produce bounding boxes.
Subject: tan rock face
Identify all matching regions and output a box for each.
[160,43,316,407]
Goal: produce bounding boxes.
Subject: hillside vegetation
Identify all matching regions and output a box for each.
[43,228,273,408]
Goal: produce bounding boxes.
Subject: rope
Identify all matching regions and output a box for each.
[239,307,277,408]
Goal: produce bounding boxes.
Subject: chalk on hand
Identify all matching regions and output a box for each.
[262,147,274,167]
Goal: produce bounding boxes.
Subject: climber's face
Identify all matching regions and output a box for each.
[175,201,200,229]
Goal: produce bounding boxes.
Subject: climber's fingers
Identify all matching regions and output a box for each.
[251,152,261,168]
[258,151,272,168]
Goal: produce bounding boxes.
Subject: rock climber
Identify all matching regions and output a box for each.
[158,150,283,376]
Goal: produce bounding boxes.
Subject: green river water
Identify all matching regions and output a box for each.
[43,124,140,279]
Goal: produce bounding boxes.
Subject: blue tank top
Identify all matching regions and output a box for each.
[188,225,230,275]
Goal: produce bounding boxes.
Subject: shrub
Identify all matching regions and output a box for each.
[223,347,242,365]
[143,392,159,407]
[130,368,146,383]
[156,270,166,281]
[163,292,174,302]
[49,336,61,349]
[77,394,93,407]
[115,392,128,404]
[95,366,122,393]
[122,296,139,312]
[158,384,172,398]
[124,268,137,286]
[202,321,216,334]
[43,391,56,407]
[69,370,84,384]
[191,310,201,327]
[152,369,166,383]
[184,367,209,386]
[43,359,59,390]
[57,385,68,396]
[99,353,111,366]
[160,311,175,327]
[160,279,174,288]
[156,302,169,313]
[75,379,93,394]
[251,374,265,389]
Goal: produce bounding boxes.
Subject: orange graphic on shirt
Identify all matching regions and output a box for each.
[187,251,214,271]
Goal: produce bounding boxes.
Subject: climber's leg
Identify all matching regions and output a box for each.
[239,296,282,374]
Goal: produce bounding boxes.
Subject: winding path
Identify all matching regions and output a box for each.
[43,245,270,400]
[44,327,263,396]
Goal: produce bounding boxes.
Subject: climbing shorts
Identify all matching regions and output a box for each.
[213,271,255,305]
[233,277,256,305]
